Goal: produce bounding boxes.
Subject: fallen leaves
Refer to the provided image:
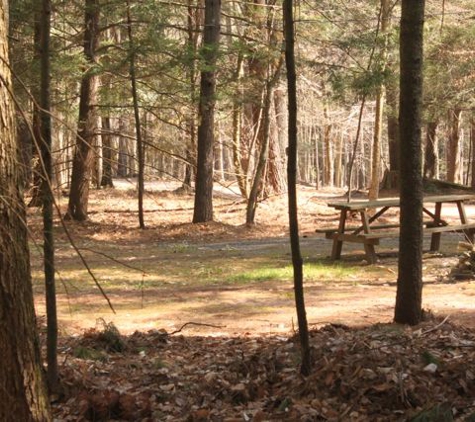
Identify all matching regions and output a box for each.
[48,318,475,421]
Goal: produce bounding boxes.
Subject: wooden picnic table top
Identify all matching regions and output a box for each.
[327,194,475,211]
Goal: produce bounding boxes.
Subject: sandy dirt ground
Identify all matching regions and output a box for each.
[29,180,475,336]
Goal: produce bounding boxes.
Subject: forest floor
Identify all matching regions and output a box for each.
[27,179,475,421]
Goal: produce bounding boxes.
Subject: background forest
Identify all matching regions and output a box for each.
[9,0,475,222]
[4,0,475,420]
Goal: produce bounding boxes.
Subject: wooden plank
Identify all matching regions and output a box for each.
[328,233,380,244]
[362,222,475,240]
[316,223,400,234]
[424,223,475,233]
[327,197,399,211]
[327,194,475,212]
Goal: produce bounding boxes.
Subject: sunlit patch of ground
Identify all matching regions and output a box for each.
[27,179,475,336]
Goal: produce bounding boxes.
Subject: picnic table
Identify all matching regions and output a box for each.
[317,194,475,264]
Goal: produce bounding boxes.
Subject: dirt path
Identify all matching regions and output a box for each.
[29,183,475,336]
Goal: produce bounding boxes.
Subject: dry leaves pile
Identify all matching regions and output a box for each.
[51,319,475,421]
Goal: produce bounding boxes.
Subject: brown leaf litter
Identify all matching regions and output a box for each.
[50,317,475,421]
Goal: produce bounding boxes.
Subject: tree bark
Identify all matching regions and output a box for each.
[283,0,311,376]
[65,0,100,221]
[0,3,51,418]
[183,0,202,189]
[192,0,221,223]
[395,0,425,326]
[126,0,145,229]
[447,108,462,183]
[471,117,475,188]
[100,116,114,187]
[424,120,439,179]
[39,0,59,393]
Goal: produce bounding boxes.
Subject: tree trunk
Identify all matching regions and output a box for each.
[65,0,100,221]
[28,5,44,207]
[192,0,221,223]
[266,88,286,194]
[471,117,475,188]
[424,120,439,179]
[447,108,462,183]
[183,0,202,189]
[322,107,333,186]
[101,116,114,187]
[395,0,425,326]
[283,0,311,376]
[0,3,51,417]
[126,0,145,229]
[246,77,276,224]
[38,0,60,393]
[231,54,248,197]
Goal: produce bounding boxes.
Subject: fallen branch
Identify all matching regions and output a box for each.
[169,322,225,335]
[421,315,450,335]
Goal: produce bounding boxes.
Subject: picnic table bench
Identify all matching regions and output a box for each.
[317,194,475,264]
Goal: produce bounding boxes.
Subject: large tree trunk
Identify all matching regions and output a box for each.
[424,120,439,179]
[65,0,100,221]
[395,0,425,326]
[0,3,51,418]
[192,0,221,223]
[447,108,462,183]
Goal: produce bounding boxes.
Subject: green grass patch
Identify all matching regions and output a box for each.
[226,261,367,284]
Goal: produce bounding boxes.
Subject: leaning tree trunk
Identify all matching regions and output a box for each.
[0,3,51,418]
[192,0,221,223]
[65,0,100,221]
[394,0,425,326]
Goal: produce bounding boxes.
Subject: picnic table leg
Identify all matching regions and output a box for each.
[360,210,378,264]
[456,200,474,243]
[363,243,378,264]
[430,202,442,251]
[331,210,346,260]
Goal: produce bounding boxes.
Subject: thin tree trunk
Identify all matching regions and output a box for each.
[101,116,114,187]
[183,0,202,189]
[471,117,475,188]
[395,0,425,325]
[447,108,462,183]
[323,106,333,186]
[192,0,221,223]
[28,6,43,207]
[283,0,311,377]
[39,0,59,393]
[424,120,439,179]
[126,0,145,229]
[231,54,248,197]
[65,0,100,221]
[0,2,51,416]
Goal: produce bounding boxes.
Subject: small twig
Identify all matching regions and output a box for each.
[78,247,147,274]
[421,315,450,335]
[169,322,225,335]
